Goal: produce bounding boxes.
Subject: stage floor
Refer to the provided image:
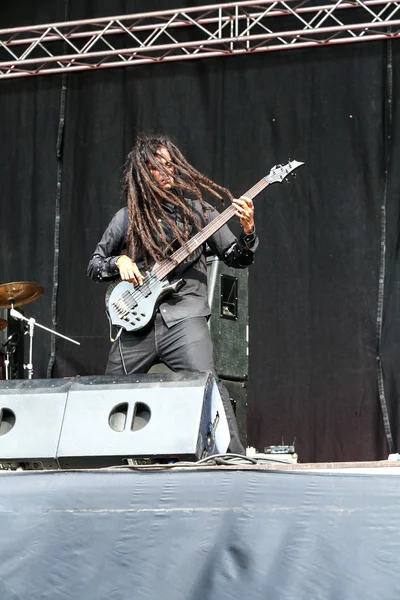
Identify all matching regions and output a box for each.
[1,462,400,599]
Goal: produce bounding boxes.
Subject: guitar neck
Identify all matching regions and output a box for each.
[154,176,269,280]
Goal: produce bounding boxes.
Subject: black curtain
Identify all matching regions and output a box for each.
[247,43,389,462]
[1,0,399,462]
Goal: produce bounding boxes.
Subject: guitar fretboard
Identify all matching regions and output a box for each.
[154,176,269,280]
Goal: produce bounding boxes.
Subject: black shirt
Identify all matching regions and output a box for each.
[87,199,258,327]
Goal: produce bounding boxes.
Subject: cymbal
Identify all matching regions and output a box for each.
[0,281,44,309]
[0,318,7,331]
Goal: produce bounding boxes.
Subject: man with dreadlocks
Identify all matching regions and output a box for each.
[88,133,258,454]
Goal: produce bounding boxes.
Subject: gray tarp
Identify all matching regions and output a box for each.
[0,468,399,599]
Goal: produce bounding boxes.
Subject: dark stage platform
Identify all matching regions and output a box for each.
[1,463,400,600]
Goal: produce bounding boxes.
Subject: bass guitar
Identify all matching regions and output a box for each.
[106,160,303,333]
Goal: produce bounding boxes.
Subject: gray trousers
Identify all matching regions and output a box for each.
[106,313,245,454]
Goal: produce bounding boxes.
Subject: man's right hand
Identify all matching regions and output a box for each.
[116,256,143,285]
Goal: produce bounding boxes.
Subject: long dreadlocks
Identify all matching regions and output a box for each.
[123,133,233,264]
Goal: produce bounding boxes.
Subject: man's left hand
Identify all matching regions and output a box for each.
[233,195,255,234]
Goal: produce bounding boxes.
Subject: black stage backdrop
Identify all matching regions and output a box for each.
[1,1,399,462]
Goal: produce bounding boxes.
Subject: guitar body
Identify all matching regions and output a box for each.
[106,266,185,333]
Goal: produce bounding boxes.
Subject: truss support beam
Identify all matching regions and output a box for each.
[0,1,399,79]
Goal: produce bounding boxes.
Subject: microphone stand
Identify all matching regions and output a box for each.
[10,305,80,380]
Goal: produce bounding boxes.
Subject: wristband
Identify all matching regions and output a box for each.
[242,228,256,246]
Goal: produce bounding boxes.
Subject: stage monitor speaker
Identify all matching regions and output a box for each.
[57,372,230,468]
[0,373,229,470]
[207,256,248,380]
[0,378,72,470]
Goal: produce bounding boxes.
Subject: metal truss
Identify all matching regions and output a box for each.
[0,1,399,79]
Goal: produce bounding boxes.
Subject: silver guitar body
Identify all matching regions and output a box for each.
[106,266,184,332]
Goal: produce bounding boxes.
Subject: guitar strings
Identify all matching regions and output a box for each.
[155,176,270,280]
[112,172,280,314]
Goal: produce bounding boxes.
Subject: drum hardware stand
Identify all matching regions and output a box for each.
[10,305,80,380]
[2,333,19,381]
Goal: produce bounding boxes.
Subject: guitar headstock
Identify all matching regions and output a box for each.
[265,160,304,185]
